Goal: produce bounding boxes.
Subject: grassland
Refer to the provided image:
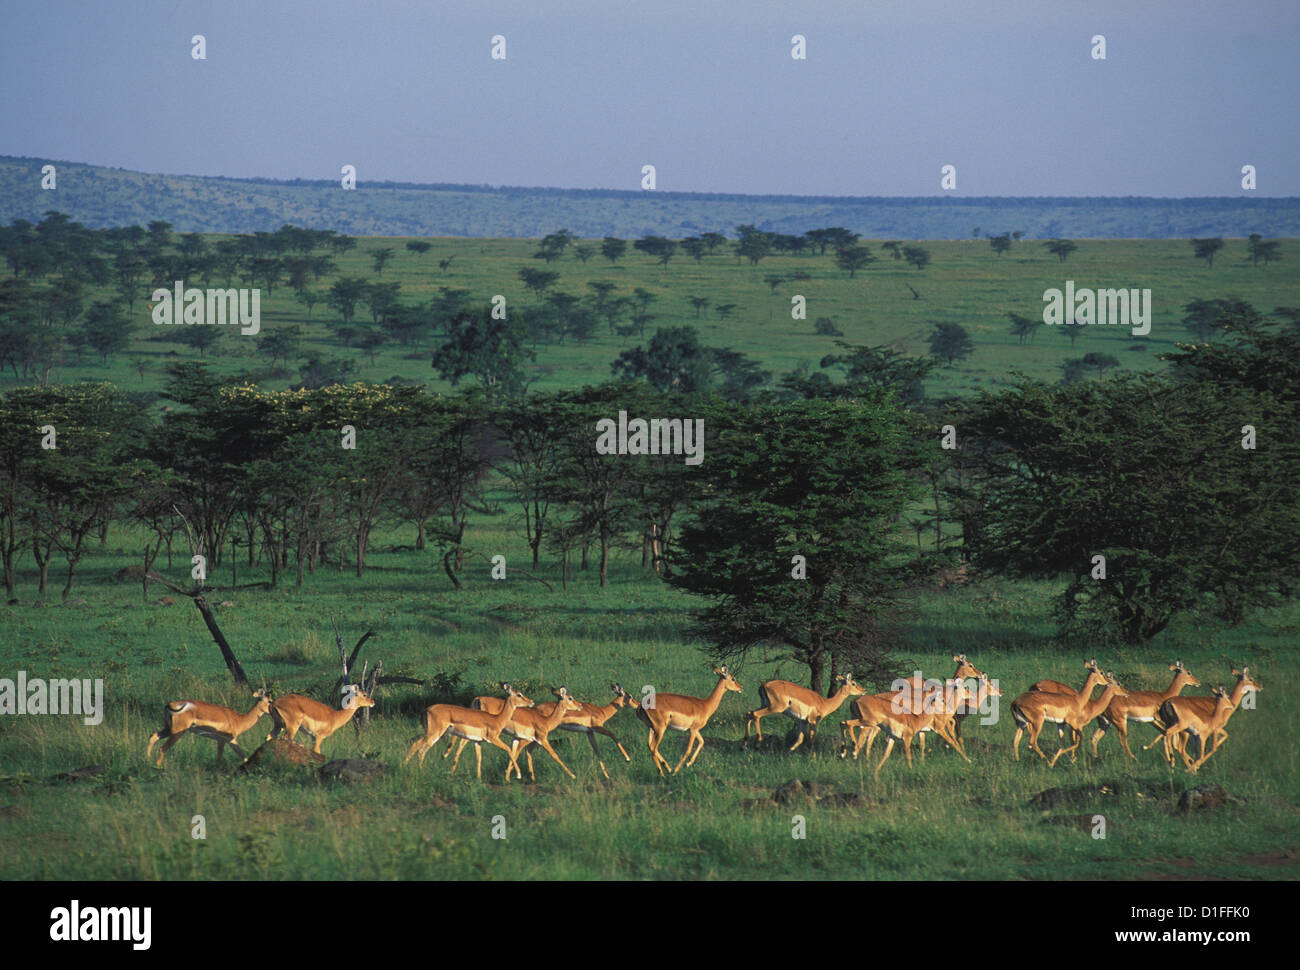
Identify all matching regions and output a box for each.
[1,235,1297,881]
[0,510,1295,881]
[4,236,1297,406]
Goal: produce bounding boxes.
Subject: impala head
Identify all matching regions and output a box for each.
[1170,659,1200,687]
[342,688,375,711]
[1086,658,1101,674]
[836,672,867,696]
[1103,671,1128,699]
[501,683,536,708]
[952,654,986,679]
[251,687,273,714]
[1232,666,1262,695]
[978,673,1002,698]
[611,683,635,708]
[552,686,582,713]
[713,665,743,693]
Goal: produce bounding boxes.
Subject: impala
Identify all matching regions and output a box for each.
[1160,685,1237,773]
[1150,667,1261,768]
[555,684,636,779]
[1011,670,1127,766]
[841,680,970,776]
[840,655,982,756]
[442,689,535,760]
[949,673,1002,757]
[638,665,743,776]
[405,684,531,780]
[1088,660,1199,760]
[745,672,866,752]
[499,687,584,781]
[841,679,970,762]
[267,688,375,755]
[894,654,986,714]
[449,686,633,778]
[146,688,271,766]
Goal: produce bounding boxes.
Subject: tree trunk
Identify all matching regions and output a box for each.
[193,594,249,687]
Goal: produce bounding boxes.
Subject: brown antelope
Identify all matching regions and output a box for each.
[449,685,635,779]
[146,688,271,766]
[745,672,866,752]
[949,673,1002,757]
[1151,667,1261,768]
[840,654,983,756]
[1159,685,1235,773]
[405,684,531,780]
[499,687,584,781]
[1088,660,1199,760]
[442,688,535,760]
[1027,658,1106,740]
[266,688,375,755]
[555,684,636,779]
[1011,670,1127,766]
[840,679,970,770]
[638,666,743,776]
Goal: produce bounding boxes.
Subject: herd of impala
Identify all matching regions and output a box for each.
[144,655,1262,781]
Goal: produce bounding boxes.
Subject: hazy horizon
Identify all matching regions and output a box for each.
[2,0,1297,198]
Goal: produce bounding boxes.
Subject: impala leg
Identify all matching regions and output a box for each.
[449,738,469,774]
[648,729,668,776]
[146,729,168,762]
[588,724,631,762]
[585,732,611,779]
[1029,721,1052,762]
[533,737,575,779]
[676,728,707,769]
[874,737,896,778]
[156,732,184,766]
[1090,722,1108,759]
[1012,725,1024,761]
[676,730,701,772]
[789,725,806,752]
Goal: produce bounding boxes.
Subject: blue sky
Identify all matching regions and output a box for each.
[2,0,1296,196]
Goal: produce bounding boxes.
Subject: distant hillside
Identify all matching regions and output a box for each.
[3,155,1297,240]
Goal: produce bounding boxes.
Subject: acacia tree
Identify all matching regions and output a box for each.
[668,394,917,693]
[952,364,1300,641]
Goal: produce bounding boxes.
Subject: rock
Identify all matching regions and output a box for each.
[48,765,106,783]
[239,738,322,772]
[319,759,386,784]
[217,600,235,608]
[62,598,88,608]
[0,804,29,818]
[153,596,176,606]
[821,791,877,808]
[1042,813,1112,833]
[1028,780,1147,811]
[773,779,831,804]
[1178,784,1242,812]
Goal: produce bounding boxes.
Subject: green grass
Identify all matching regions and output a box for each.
[1,514,1296,880]
[5,237,1296,404]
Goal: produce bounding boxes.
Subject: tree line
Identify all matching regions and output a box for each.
[2,307,1296,692]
